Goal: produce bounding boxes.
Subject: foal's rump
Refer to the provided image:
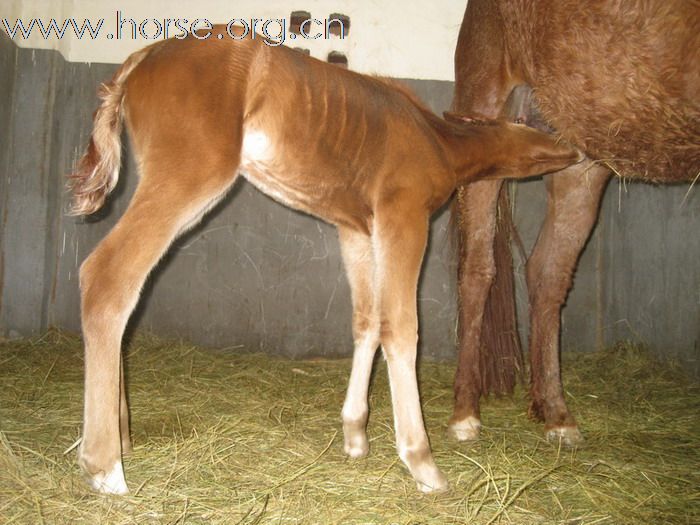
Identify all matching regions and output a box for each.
[122,32,257,164]
[68,30,261,216]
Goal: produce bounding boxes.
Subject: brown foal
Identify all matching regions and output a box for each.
[69,28,583,494]
[449,0,699,445]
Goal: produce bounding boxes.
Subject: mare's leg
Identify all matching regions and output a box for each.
[452,0,544,443]
[78,154,240,494]
[448,180,503,441]
[374,203,447,493]
[338,227,379,458]
[449,83,564,441]
[527,163,610,445]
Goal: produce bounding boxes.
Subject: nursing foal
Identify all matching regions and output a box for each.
[70,28,582,494]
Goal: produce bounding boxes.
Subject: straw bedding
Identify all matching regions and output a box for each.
[1,330,697,524]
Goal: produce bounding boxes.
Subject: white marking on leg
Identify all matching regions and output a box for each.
[342,333,377,458]
[87,462,128,495]
[339,226,378,459]
[385,350,424,459]
[546,426,584,447]
[384,347,448,493]
[447,416,482,442]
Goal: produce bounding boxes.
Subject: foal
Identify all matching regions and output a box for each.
[70,28,582,494]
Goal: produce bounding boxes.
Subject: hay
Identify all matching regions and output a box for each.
[0,331,698,524]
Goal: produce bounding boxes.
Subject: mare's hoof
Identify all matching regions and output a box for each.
[447,416,481,442]
[545,426,584,447]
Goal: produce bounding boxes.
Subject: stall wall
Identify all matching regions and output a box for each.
[0,6,698,371]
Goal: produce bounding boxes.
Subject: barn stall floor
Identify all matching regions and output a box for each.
[0,331,697,524]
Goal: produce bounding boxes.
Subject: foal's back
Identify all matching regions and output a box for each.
[123,30,455,233]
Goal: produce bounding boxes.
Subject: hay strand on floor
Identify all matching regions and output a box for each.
[0,331,698,524]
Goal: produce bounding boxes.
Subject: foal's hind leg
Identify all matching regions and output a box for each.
[119,354,131,454]
[338,227,379,458]
[527,163,610,445]
[78,157,239,494]
[374,203,447,493]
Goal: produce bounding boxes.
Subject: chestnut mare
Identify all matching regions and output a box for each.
[449,0,699,445]
[69,27,582,494]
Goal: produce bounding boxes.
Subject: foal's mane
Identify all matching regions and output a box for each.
[375,77,496,138]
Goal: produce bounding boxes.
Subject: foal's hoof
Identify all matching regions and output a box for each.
[84,462,129,495]
[447,416,481,442]
[403,448,449,494]
[415,468,449,494]
[344,439,369,459]
[343,421,370,458]
[545,426,584,447]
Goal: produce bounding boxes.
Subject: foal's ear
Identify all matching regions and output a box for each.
[443,111,493,125]
[481,123,586,180]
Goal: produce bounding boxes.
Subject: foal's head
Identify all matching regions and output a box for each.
[441,112,585,182]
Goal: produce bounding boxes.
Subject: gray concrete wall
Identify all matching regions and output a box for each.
[511,176,700,374]
[0,31,16,333]
[0,33,64,338]
[1,34,698,371]
[602,182,700,364]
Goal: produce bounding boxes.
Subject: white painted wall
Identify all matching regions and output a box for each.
[3,0,466,80]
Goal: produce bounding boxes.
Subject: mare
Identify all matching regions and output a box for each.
[448,0,699,445]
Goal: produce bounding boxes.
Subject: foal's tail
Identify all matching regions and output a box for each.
[68,47,151,216]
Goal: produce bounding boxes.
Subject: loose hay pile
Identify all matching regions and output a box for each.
[0,331,698,524]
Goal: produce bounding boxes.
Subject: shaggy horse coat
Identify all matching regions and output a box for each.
[449,0,700,445]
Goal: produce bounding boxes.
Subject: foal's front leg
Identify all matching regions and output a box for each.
[338,227,380,458]
[374,206,448,493]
